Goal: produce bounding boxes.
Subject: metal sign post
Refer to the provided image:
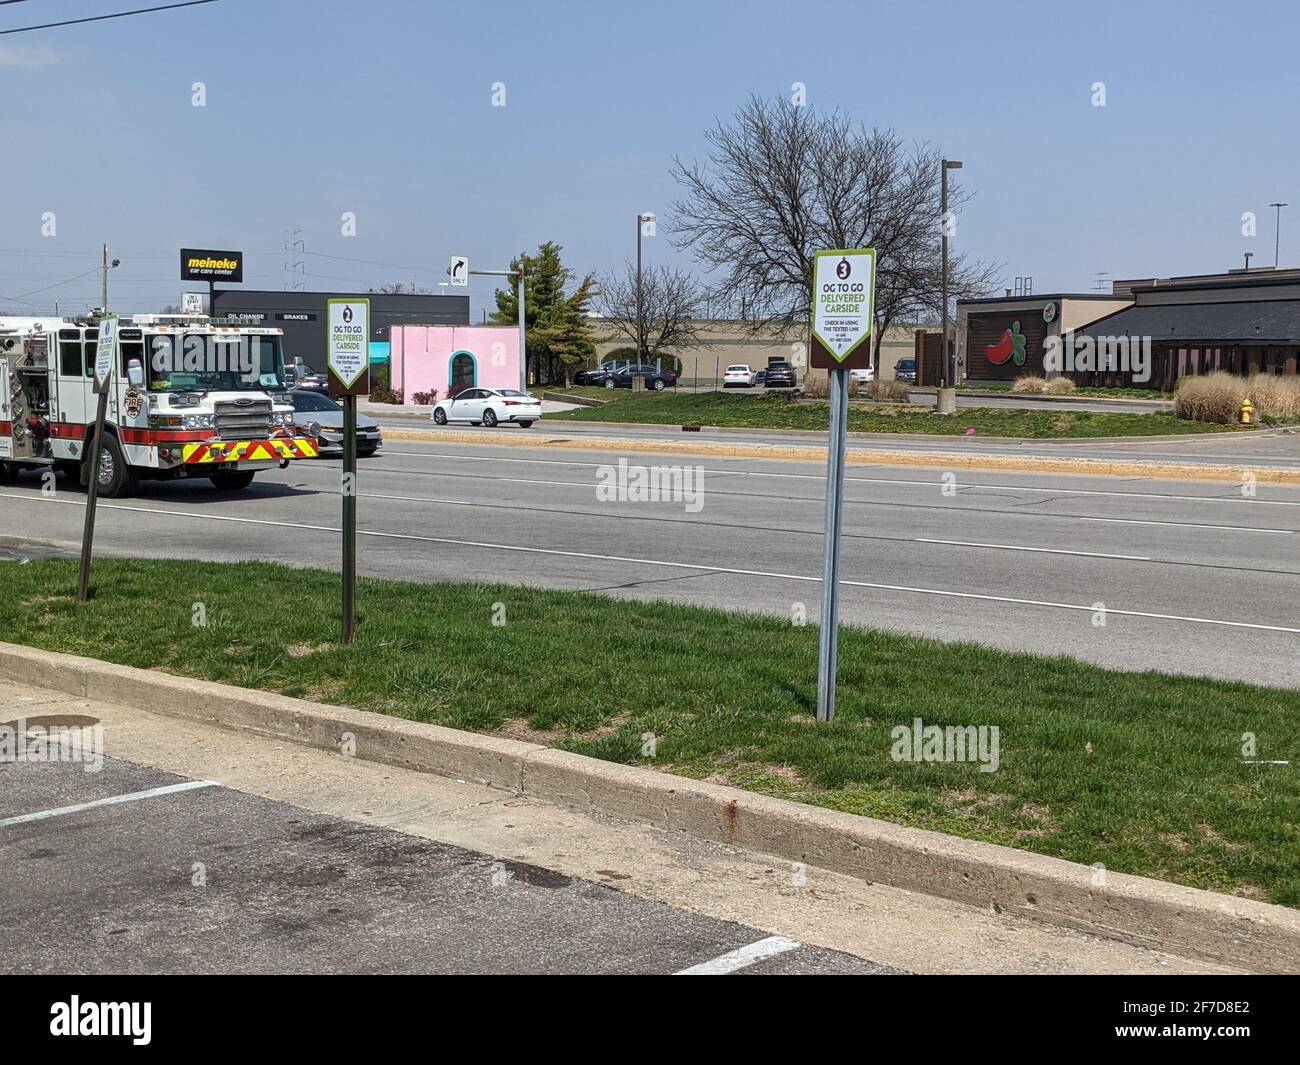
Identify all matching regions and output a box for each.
[326,298,370,645]
[809,249,876,722]
[465,266,527,393]
[77,314,118,603]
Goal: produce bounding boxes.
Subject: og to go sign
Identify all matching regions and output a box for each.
[811,248,876,363]
[327,298,370,392]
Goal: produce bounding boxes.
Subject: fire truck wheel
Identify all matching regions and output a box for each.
[92,433,138,498]
[209,472,256,491]
[0,461,18,485]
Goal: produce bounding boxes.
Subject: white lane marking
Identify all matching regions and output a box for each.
[675,935,802,975]
[380,450,1300,507]
[295,470,1296,537]
[0,779,217,828]
[1077,515,1289,534]
[3,491,1297,634]
[914,538,1151,561]
[359,493,1159,561]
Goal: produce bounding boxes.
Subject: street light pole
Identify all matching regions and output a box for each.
[941,160,962,389]
[1269,202,1288,268]
[636,212,655,365]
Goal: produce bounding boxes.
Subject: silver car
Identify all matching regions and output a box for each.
[289,390,383,457]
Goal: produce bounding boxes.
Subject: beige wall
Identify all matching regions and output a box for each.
[585,317,927,382]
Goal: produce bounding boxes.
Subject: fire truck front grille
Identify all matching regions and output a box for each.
[214,400,273,439]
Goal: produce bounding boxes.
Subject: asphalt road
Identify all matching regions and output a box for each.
[1,435,1297,685]
[0,751,887,974]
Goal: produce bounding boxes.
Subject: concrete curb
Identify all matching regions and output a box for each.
[2,640,1296,973]
[379,427,1300,485]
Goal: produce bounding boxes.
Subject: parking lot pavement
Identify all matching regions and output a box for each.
[0,753,892,975]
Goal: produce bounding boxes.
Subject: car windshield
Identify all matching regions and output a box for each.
[897,359,915,369]
[146,332,286,392]
[292,391,340,412]
[727,365,748,372]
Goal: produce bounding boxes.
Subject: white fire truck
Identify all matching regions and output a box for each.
[0,313,318,497]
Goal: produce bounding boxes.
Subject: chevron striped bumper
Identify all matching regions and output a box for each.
[181,438,320,464]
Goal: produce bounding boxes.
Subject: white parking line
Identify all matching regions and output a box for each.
[0,779,217,828]
[4,491,1297,633]
[674,935,801,975]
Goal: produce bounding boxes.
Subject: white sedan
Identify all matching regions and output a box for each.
[723,364,756,387]
[849,366,875,384]
[431,388,542,428]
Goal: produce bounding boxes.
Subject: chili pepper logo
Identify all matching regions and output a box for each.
[986,320,1028,366]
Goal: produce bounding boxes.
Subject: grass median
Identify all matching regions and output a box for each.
[549,391,1239,437]
[2,556,1296,906]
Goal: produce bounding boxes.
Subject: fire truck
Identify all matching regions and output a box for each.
[0,313,318,497]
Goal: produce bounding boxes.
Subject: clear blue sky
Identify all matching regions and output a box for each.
[2,0,1297,315]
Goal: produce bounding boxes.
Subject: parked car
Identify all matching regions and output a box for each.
[294,372,331,394]
[753,370,767,386]
[849,366,875,385]
[723,363,756,388]
[764,361,798,389]
[604,363,677,391]
[289,390,383,457]
[894,358,917,383]
[574,364,617,386]
[431,387,542,428]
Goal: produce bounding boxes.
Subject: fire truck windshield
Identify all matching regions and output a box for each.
[146,332,286,392]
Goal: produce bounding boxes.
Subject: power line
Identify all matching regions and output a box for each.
[0,0,219,36]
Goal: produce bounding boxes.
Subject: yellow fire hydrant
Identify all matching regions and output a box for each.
[1240,397,1255,425]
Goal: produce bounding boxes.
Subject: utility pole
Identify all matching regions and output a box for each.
[100,243,108,310]
[938,160,962,407]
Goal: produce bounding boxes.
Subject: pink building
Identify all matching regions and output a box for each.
[390,325,522,402]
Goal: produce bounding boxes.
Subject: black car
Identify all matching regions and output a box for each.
[289,390,383,457]
[574,364,617,386]
[763,361,797,389]
[605,363,678,391]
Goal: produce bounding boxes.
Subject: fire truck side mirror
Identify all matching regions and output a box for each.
[126,359,145,387]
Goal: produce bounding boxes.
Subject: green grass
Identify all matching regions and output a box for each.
[528,386,613,401]
[551,391,1239,438]
[2,557,1296,906]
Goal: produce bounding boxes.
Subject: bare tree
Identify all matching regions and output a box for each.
[369,281,433,295]
[594,263,704,356]
[670,96,1000,366]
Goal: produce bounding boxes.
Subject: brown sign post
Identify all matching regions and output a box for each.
[809,249,876,723]
[326,299,370,644]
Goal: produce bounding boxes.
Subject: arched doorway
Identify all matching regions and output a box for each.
[449,350,476,396]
